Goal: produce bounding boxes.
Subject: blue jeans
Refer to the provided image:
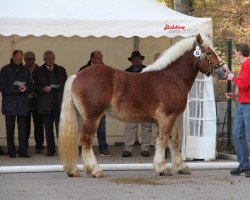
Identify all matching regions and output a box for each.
[233,103,250,169]
[97,115,108,152]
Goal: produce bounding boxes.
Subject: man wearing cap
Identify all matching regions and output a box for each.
[24,51,44,154]
[122,51,152,157]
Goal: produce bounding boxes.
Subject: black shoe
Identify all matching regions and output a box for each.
[9,154,16,158]
[19,153,31,158]
[100,150,113,157]
[0,146,7,155]
[245,169,250,177]
[45,153,55,157]
[36,149,44,154]
[134,141,141,146]
[141,150,150,157]
[122,150,132,157]
[230,168,247,176]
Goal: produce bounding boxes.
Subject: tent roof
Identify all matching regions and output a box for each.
[0,0,212,38]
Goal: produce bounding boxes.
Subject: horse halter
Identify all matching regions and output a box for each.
[194,44,225,77]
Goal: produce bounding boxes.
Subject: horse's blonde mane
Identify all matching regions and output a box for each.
[142,36,210,72]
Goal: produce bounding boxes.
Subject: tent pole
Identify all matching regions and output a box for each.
[133,36,139,51]
[11,35,15,53]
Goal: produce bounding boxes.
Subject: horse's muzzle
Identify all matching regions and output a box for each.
[214,65,229,80]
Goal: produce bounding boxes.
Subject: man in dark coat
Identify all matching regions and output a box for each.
[33,50,67,157]
[78,50,112,157]
[0,50,34,158]
[24,51,44,154]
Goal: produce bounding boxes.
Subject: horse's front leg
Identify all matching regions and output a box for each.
[154,137,171,176]
[153,116,177,176]
[169,123,191,175]
[80,119,104,178]
[153,115,177,175]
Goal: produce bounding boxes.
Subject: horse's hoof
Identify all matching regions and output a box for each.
[159,169,172,176]
[178,167,191,175]
[154,162,172,176]
[84,166,93,176]
[67,171,81,177]
[159,172,164,176]
[92,170,104,178]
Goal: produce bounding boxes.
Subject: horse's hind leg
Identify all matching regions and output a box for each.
[169,123,191,175]
[58,78,81,177]
[80,118,104,178]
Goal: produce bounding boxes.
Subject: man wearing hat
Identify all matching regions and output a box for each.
[122,51,152,157]
[24,51,44,154]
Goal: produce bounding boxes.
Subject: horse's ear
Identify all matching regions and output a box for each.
[196,34,203,45]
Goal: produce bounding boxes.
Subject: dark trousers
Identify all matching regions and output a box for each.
[42,110,60,154]
[5,115,27,155]
[26,110,44,150]
[97,115,108,151]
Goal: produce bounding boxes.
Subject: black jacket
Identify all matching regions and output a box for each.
[125,64,146,73]
[79,60,92,71]
[27,64,40,111]
[78,60,104,72]
[0,63,34,116]
[33,64,67,114]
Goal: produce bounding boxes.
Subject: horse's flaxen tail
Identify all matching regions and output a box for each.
[58,75,80,175]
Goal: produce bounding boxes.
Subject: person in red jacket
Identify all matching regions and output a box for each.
[226,43,250,177]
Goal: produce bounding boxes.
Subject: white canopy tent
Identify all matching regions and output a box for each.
[0,0,216,160]
[0,0,212,38]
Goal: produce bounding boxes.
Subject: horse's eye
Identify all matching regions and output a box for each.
[206,52,212,55]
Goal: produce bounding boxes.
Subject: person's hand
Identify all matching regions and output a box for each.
[31,92,37,98]
[43,86,52,93]
[225,92,236,100]
[227,72,235,81]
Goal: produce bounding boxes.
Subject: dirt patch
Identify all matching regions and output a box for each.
[110,177,164,186]
[213,176,235,184]
[109,176,202,186]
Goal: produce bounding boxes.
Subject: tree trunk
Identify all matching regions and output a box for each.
[174,0,192,14]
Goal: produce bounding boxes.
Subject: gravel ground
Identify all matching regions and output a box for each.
[0,146,249,200]
[1,170,249,200]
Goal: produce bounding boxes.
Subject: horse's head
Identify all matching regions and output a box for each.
[194,34,228,79]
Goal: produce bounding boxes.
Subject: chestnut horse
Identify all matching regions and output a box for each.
[59,34,227,178]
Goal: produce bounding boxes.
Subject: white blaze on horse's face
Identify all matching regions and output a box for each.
[195,39,227,80]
